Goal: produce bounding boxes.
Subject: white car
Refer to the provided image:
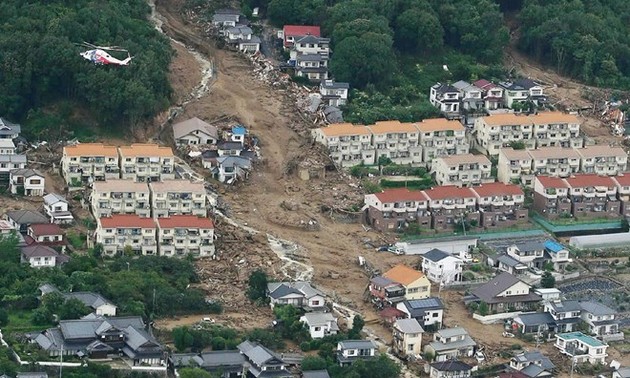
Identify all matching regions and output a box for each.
[475,351,485,363]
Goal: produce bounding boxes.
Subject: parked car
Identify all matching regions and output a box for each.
[475,351,485,363]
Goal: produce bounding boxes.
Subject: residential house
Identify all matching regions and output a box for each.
[429,83,461,117]
[368,121,423,165]
[0,139,16,155]
[368,275,406,307]
[43,193,73,224]
[62,292,118,317]
[217,141,244,156]
[544,300,582,333]
[471,182,528,228]
[27,224,67,252]
[237,340,291,378]
[267,281,326,310]
[532,176,572,219]
[300,312,339,339]
[421,249,463,285]
[613,174,630,217]
[118,144,175,182]
[21,245,68,268]
[425,327,476,362]
[95,214,157,256]
[211,9,241,29]
[383,264,431,300]
[452,80,483,111]
[303,371,331,378]
[16,373,48,378]
[311,123,374,168]
[473,79,504,110]
[531,112,583,149]
[336,340,378,367]
[579,301,620,337]
[431,154,493,187]
[529,147,581,178]
[226,25,261,53]
[0,154,27,176]
[363,188,430,232]
[392,318,424,358]
[229,125,247,145]
[417,118,469,163]
[544,240,572,271]
[497,148,534,185]
[294,53,328,81]
[149,180,207,218]
[279,25,321,49]
[320,80,349,107]
[5,210,48,233]
[0,219,14,236]
[465,272,542,313]
[212,156,252,183]
[173,117,219,146]
[9,169,45,196]
[614,368,630,378]
[534,288,562,302]
[499,79,545,108]
[555,332,608,364]
[512,312,556,336]
[396,297,444,328]
[169,351,245,378]
[32,315,164,365]
[423,186,480,231]
[91,180,151,218]
[61,143,119,184]
[429,361,473,378]
[507,241,548,270]
[564,174,620,219]
[497,254,528,276]
[510,350,555,378]
[0,117,21,139]
[156,215,215,258]
[577,145,628,175]
[289,34,330,61]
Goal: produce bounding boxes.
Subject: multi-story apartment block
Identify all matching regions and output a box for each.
[577,145,628,175]
[417,118,468,164]
[149,180,207,218]
[95,214,157,256]
[473,79,504,110]
[471,182,528,228]
[156,215,215,258]
[368,121,423,165]
[429,83,461,117]
[431,154,492,187]
[61,143,119,184]
[118,144,175,182]
[533,176,572,219]
[424,186,479,231]
[564,174,620,220]
[311,123,374,168]
[497,148,533,185]
[364,188,430,231]
[91,180,151,218]
[531,112,583,149]
[529,147,581,177]
[612,174,630,217]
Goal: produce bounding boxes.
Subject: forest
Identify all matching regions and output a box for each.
[0,0,173,138]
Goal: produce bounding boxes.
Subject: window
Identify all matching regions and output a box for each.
[314,327,321,331]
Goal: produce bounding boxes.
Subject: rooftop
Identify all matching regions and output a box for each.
[579,301,616,316]
[317,123,371,137]
[303,371,331,378]
[148,179,206,193]
[530,111,580,125]
[372,188,427,204]
[5,210,49,225]
[92,180,149,193]
[98,214,156,229]
[301,312,336,326]
[283,25,321,37]
[577,145,627,159]
[481,113,534,126]
[423,249,454,262]
[547,300,581,312]
[435,153,491,166]
[471,182,524,198]
[500,147,532,160]
[43,193,67,206]
[404,297,444,310]
[118,143,174,158]
[431,361,473,371]
[394,318,424,334]
[338,340,377,350]
[63,143,118,157]
[435,327,469,339]
[368,121,419,134]
[383,264,426,286]
[29,223,63,236]
[557,331,605,347]
[528,146,581,160]
[173,117,219,140]
[564,174,616,188]
[613,174,630,187]
[21,245,60,259]
[472,272,533,302]
[417,118,465,132]
[536,176,569,189]
[156,215,214,229]
[423,185,476,201]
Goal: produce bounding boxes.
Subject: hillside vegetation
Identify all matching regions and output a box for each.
[0,0,173,139]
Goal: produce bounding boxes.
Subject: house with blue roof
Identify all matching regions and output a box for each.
[230,125,247,145]
[543,240,572,271]
[555,331,608,364]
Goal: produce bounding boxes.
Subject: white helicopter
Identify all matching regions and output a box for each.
[79,42,133,66]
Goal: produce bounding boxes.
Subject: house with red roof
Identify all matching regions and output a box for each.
[533,175,572,219]
[95,214,157,256]
[26,223,68,252]
[564,174,620,219]
[156,215,215,257]
[278,25,321,49]
[363,188,430,232]
[423,186,480,231]
[471,182,528,228]
[473,79,504,110]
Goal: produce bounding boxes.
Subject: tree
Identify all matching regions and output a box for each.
[247,270,269,302]
[173,327,195,352]
[541,271,556,288]
[301,356,327,370]
[332,17,392,43]
[394,8,444,53]
[348,315,365,339]
[350,355,401,378]
[59,298,91,320]
[0,309,8,327]
[178,368,213,378]
[477,301,489,316]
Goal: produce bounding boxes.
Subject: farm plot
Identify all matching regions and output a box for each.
[559,277,630,327]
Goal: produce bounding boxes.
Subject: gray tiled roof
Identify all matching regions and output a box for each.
[513,350,555,370]
[0,117,21,135]
[237,340,285,367]
[16,373,48,378]
[0,154,26,163]
[435,327,468,339]
[10,168,43,178]
[320,80,349,89]
[43,193,67,206]
[268,283,303,299]
[63,292,115,311]
[423,249,452,262]
[428,335,476,352]
[21,245,60,258]
[579,301,616,316]
[515,312,555,327]
[6,210,48,225]
[547,300,580,313]
[303,371,331,378]
[498,254,525,268]
[338,340,377,350]
[513,241,545,252]
[173,117,219,141]
[431,361,473,371]
[302,312,336,327]
[394,318,424,334]
[520,364,546,377]
[472,272,523,301]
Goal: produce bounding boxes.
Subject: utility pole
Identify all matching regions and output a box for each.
[59,342,63,378]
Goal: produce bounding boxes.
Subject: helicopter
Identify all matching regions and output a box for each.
[79,42,132,66]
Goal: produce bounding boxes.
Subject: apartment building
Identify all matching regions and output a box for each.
[531,112,583,148]
[368,121,423,165]
[364,188,430,231]
[529,147,581,177]
[612,175,630,217]
[61,143,119,184]
[423,186,479,231]
[497,148,533,185]
[533,176,572,219]
[564,174,620,220]
[95,214,157,256]
[118,144,175,182]
[156,215,215,257]
[91,180,151,218]
[471,182,528,228]
[311,123,374,168]
[431,154,492,187]
[577,145,628,175]
[149,180,207,218]
[416,118,469,164]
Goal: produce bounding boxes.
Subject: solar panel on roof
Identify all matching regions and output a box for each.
[408,298,440,309]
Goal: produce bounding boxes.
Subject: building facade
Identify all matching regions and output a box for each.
[91,180,151,218]
[149,180,207,218]
[156,215,215,257]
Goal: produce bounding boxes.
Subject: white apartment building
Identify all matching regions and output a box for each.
[577,145,628,175]
[416,118,469,164]
[95,214,157,256]
[91,180,151,218]
[149,180,207,218]
[431,154,492,187]
[497,148,533,185]
[61,143,120,184]
[0,139,16,155]
[529,147,581,177]
[368,121,423,165]
[311,123,374,168]
[118,144,175,182]
[532,112,583,148]
[156,215,215,257]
